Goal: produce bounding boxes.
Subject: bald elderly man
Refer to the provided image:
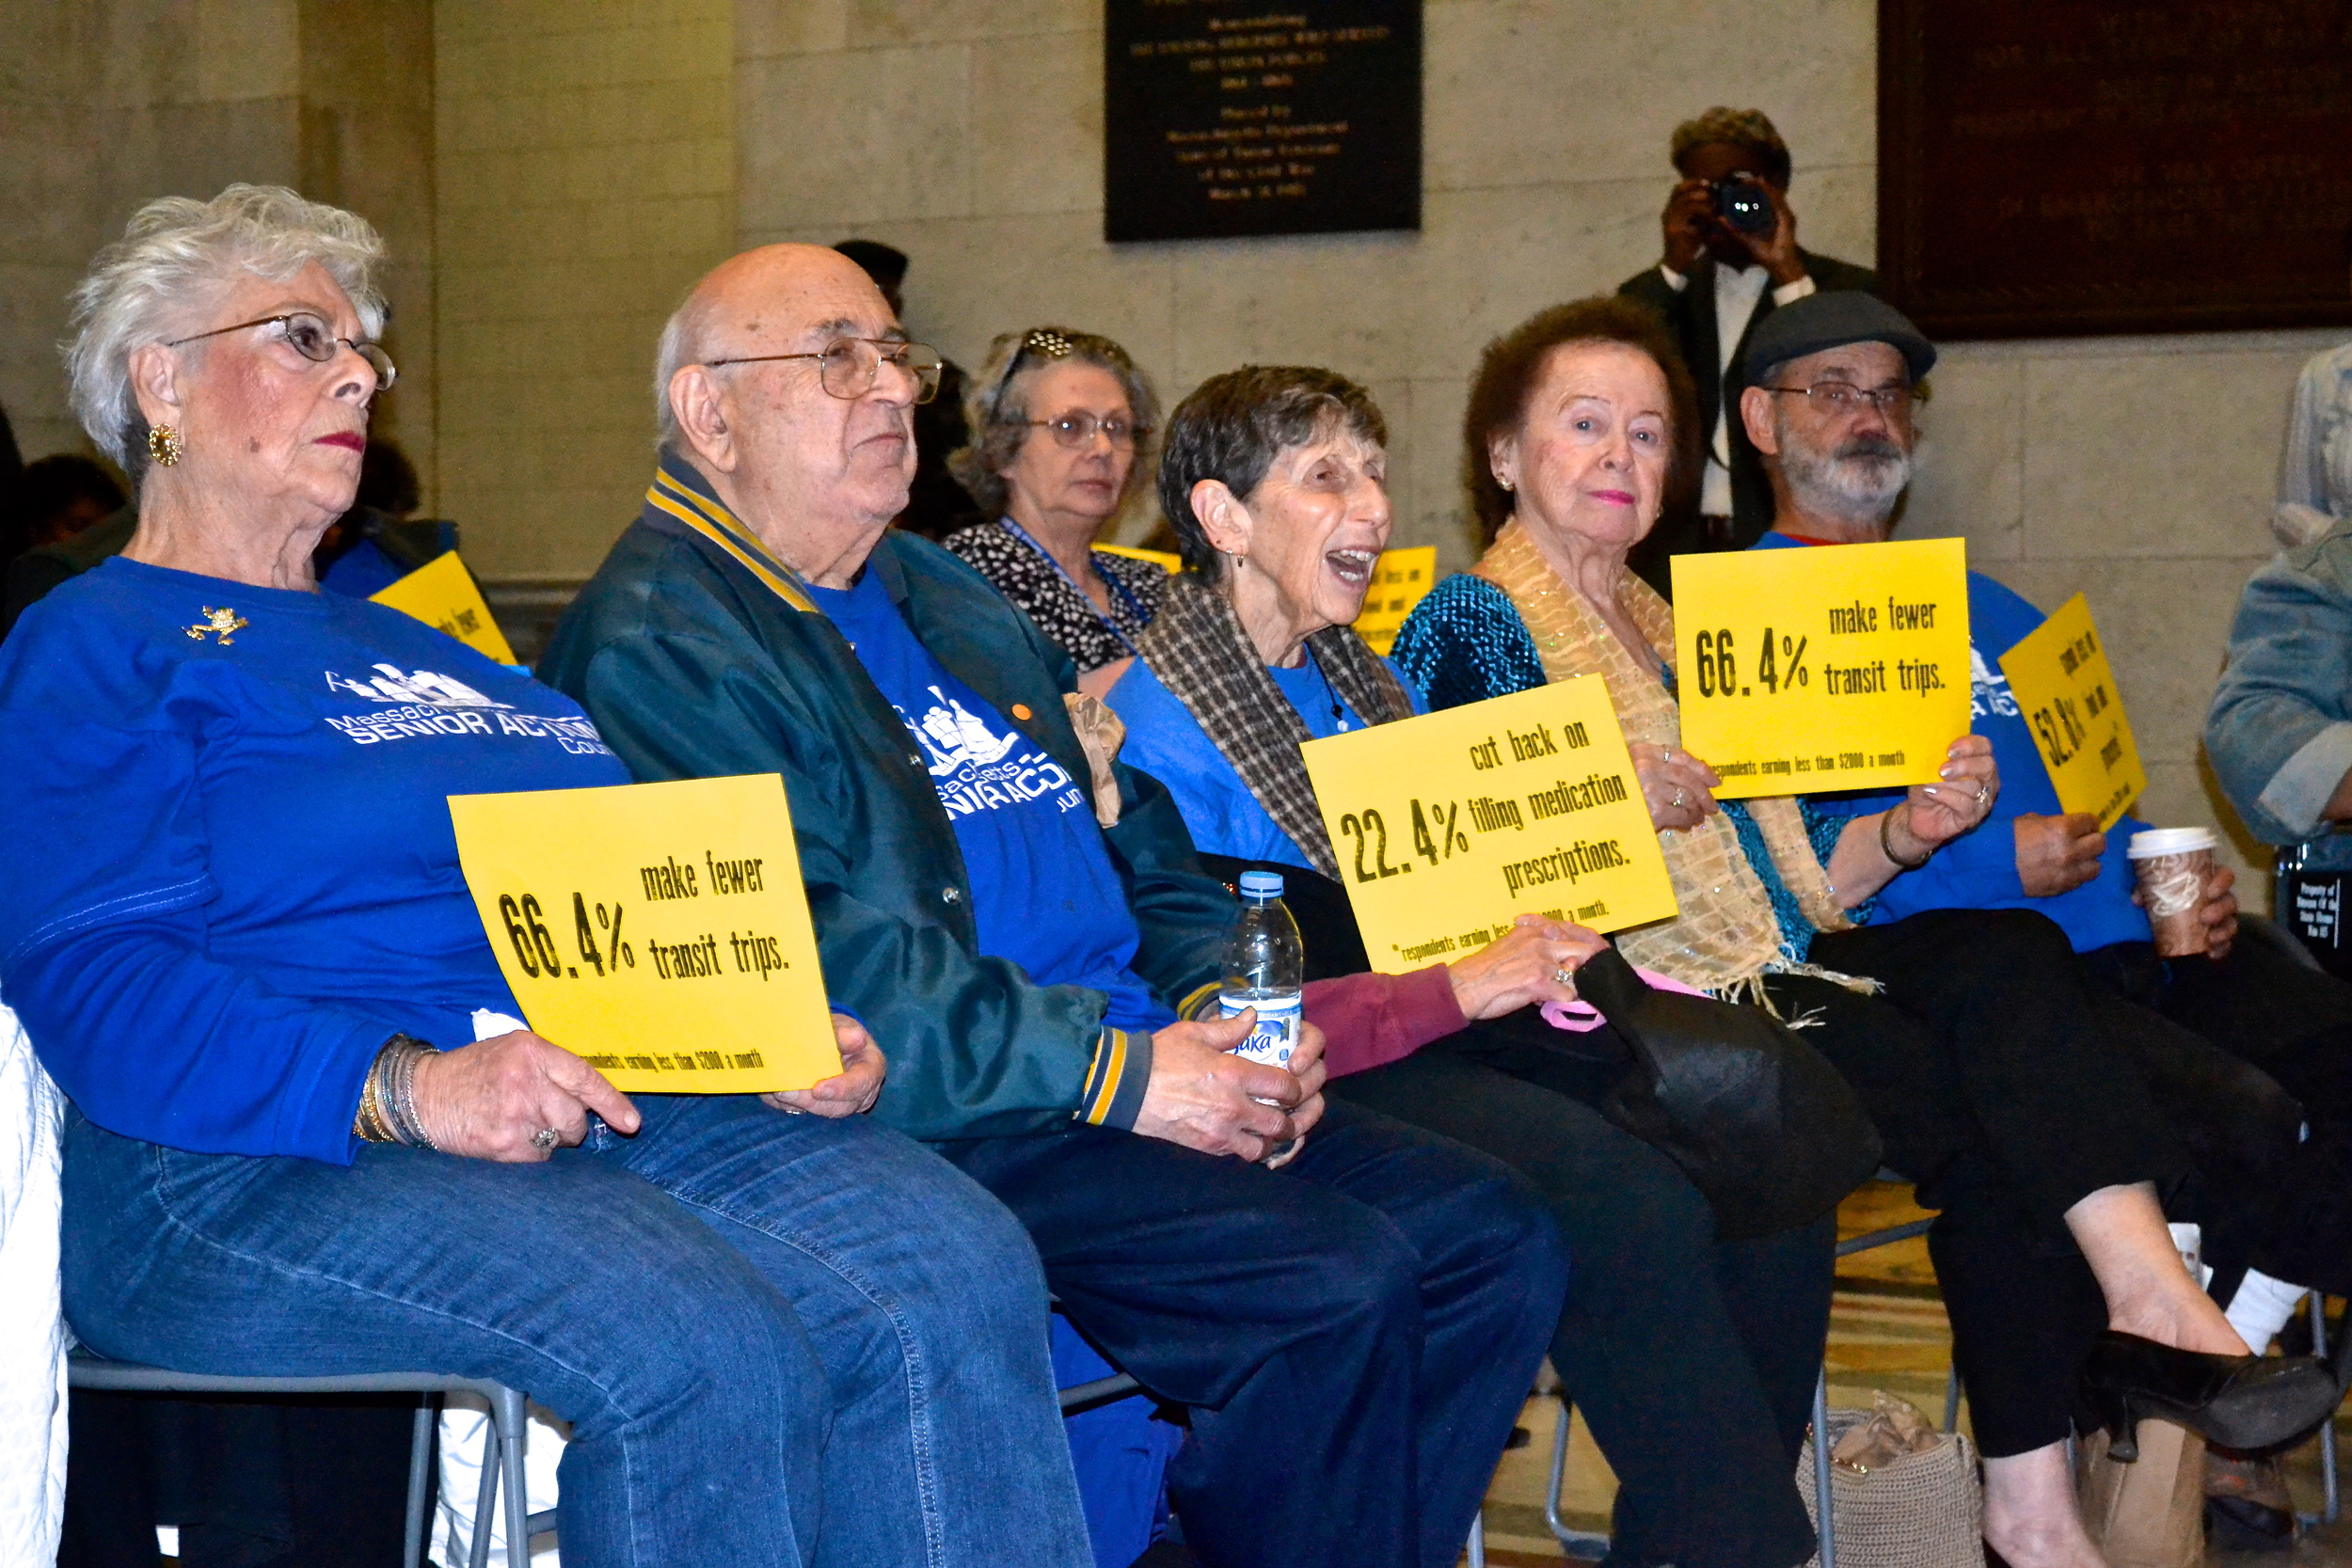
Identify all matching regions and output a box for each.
[540,245,1563,1568]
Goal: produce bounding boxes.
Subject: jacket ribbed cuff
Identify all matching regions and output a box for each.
[1077,1026,1153,1130]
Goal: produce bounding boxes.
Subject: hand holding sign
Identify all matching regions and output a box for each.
[1672,539,1972,798]
[1299,677,1677,973]
[448,774,841,1095]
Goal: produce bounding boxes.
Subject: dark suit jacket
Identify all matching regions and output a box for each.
[1619,247,1879,584]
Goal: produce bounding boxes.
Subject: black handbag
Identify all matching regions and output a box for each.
[1574,944,1884,1241]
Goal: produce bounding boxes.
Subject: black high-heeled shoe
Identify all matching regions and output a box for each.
[2078,1330,2343,1462]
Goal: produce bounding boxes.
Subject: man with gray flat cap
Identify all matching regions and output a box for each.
[1740,291,2352,1549]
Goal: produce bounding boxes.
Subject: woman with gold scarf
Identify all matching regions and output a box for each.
[1391,297,2337,1567]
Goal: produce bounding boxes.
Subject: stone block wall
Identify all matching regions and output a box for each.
[432,0,736,578]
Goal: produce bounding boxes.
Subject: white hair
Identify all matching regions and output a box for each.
[653,285,720,453]
[64,183,388,474]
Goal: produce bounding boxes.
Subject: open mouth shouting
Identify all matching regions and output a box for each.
[1327,546,1378,586]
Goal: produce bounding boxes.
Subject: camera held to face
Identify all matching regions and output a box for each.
[1711,177,1775,238]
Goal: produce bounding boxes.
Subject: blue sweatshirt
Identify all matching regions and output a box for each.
[1753,532,2153,952]
[808,570,1171,1033]
[0,558,629,1164]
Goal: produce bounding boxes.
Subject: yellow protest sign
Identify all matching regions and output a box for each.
[373,551,518,664]
[1670,539,1972,799]
[1996,593,2146,829]
[1351,546,1438,656]
[447,774,840,1094]
[1299,676,1678,972]
[1095,544,1184,572]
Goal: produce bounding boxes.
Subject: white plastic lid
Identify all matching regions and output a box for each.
[2128,827,2218,859]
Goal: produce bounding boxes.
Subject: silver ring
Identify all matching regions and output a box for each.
[1671,787,1687,810]
[1553,967,1576,987]
[531,1127,559,1153]
[1974,784,1990,806]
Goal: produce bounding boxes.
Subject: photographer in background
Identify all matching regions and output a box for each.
[1619,107,1876,582]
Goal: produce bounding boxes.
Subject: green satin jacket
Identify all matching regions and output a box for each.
[539,458,1232,1141]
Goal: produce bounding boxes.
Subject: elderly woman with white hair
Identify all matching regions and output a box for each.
[0,186,1091,1568]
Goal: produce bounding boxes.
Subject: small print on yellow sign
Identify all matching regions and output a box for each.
[1997,593,2146,830]
[1299,676,1678,974]
[1351,546,1439,656]
[447,773,840,1094]
[1671,538,1973,799]
[373,551,518,665]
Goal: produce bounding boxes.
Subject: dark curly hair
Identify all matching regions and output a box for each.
[1157,365,1389,580]
[1461,296,1700,544]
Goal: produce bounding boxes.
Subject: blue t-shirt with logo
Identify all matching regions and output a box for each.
[1755,533,2153,952]
[0,557,630,1164]
[807,569,1169,1033]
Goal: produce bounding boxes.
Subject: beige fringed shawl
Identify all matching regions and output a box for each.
[1472,521,1860,999]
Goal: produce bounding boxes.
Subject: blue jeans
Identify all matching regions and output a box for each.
[60,1095,1091,1568]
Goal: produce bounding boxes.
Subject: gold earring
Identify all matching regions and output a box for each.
[148,425,183,467]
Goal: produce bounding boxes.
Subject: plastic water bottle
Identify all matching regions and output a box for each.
[1221,870,1304,1068]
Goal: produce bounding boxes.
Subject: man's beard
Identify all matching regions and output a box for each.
[1776,420,1913,526]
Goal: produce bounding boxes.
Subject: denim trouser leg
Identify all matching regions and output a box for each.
[598,1095,1089,1568]
[61,1100,1090,1568]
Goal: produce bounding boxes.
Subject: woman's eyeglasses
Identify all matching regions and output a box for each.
[166,312,396,391]
[1025,411,1147,450]
[705,338,944,404]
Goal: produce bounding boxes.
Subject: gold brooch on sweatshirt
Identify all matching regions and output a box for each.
[185,606,248,645]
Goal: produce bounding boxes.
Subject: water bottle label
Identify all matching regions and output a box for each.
[1220,992,1302,1068]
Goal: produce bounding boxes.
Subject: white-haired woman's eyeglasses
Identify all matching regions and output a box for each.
[166,311,396,391]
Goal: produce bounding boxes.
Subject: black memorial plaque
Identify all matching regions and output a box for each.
[1105,1,1422,244]
[1880,0,2352,339]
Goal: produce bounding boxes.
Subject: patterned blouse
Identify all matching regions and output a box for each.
[944,518,1168,673]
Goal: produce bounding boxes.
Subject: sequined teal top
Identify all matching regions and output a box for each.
[1391,574,1867,959]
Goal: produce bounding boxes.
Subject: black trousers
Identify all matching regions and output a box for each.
[1333,1032,1832,1568]
[1805,908,2213,1457]
[2082,934,2352,1297]
[935,1100,1565,1568]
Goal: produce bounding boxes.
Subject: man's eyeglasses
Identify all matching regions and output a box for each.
[706,338,944,404]
[1763,381,1916,416]
[1025,411,1147,450]
[166,312,396,391]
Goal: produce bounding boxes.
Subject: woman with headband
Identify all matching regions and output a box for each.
[946,327,1166,698]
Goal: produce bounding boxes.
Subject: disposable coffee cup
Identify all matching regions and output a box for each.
[2128,828,2218,958]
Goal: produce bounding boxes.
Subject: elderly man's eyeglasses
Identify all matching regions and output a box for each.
[1763,381,1915,416]
[1026,412,1147,450]
[166,312,396,390]
[706,338,944,404]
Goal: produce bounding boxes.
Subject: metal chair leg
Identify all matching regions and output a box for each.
[1465,1509,1485,1568]
[2312,1292,2341,1528]
[1943,1365,1962,1434]
[404,1397,435,1568]
[1813,1371,1837,1568]
[1542,1392,1612,1558]
[493,1385,533,1561]
[467,1410,501,1568]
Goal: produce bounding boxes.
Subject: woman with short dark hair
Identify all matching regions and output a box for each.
[1107,359,1845,1568]
[946,326,1165,696]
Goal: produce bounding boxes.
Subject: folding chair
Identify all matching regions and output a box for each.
[66,1351,546,1568]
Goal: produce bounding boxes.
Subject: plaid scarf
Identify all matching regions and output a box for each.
[1136,573,1413,880]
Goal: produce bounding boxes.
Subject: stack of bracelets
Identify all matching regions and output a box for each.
[352,1033,440,1148]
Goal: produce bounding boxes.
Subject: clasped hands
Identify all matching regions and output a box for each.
[410,1011,885,1163]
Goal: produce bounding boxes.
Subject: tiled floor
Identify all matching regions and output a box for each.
[1468,1183,2352,1565]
